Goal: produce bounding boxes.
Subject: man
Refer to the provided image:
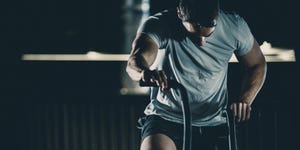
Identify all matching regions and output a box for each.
[126,0,267,149]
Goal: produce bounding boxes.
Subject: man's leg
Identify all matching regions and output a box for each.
[138,115,182,150]
[141,133,177,150]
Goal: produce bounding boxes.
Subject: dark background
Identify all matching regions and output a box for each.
[1,0,299,150]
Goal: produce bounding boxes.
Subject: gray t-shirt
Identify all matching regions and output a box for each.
[138,9,254,126]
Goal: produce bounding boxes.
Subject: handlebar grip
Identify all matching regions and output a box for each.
[139,80,158,87]
[139,79,191,150]
[139,80,178,88]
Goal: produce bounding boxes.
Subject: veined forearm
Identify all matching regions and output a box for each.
[239,62,267,105]
[126,33,159,81]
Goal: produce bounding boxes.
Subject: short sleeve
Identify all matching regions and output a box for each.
[234,16,254,56]
[137,16,168,49]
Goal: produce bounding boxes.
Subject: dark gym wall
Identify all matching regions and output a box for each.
[1,0,299,150]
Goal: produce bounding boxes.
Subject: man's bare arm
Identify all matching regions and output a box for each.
[237,39,267,105]
[126,33,169,89]
[126,33,159,81]
[231,39,267,122]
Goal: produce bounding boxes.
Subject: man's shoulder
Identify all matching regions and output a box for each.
[219,10,241,21]
[219,10,246,28]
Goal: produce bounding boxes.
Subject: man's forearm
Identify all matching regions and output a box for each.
[126,33,159,81]
[239,63,267,105]
[126,56,148,81]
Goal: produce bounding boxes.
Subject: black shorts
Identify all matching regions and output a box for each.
[137,115,229,150]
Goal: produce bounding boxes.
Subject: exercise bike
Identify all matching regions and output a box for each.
[140,80,238,150]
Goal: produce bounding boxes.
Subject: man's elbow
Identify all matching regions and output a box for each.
[126,65,141,81]
[257,58,267,72]
[250,61,267,73]
[247,54,267,72]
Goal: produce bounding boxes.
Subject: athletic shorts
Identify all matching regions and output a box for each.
[137,115,230,150]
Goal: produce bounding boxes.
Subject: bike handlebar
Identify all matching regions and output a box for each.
[139,80,192,150]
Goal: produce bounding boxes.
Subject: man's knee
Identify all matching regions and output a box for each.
[140,133,177,150]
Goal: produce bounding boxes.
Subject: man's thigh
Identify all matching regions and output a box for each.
[138,115,183,150]
[138,115,229,150]
[141,133,177,150]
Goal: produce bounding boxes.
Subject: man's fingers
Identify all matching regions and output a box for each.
[144,70,168,90]
[156,70,163,86]
[231,102,252,123]
[237,103,242,122]
[246,105,251,120]
[144,70,159,86]
[158,71,168,90]
[141,69,154,83]
[242,103,247,121]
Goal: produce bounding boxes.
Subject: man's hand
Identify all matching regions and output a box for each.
[141,69,168,90]
[230,102,252,123]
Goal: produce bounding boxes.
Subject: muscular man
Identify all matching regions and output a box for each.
[126,0,267,149]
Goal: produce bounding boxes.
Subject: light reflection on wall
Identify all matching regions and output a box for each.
[21,41,296,95]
